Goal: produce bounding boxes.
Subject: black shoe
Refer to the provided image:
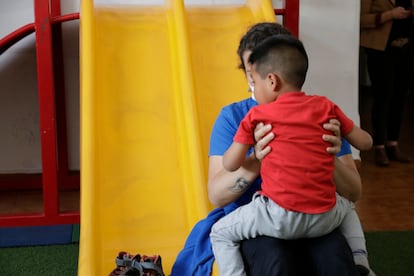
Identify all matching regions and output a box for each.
[385,145,412,163]
[374,147,390,167]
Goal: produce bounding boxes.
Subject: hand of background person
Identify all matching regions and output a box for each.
[391,6,411,19]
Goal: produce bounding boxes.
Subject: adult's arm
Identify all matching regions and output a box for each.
[334,154,362,202]
[360,0,411,28]
[208,153,260,207]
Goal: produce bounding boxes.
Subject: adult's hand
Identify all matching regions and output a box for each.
[254,119,342,159]
[253,122,274,161]
[323,119,342,155]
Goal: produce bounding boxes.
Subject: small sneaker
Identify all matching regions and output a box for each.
[109,251,165,276]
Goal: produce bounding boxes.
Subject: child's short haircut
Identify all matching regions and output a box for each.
[248,35,309,88]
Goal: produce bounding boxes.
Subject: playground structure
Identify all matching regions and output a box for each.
[0,0,299,274]
[0,0,80,227]
[0,0,298,228]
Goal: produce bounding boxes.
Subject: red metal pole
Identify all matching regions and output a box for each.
[34,0,59,218]
[284,0,299,37]
[50,0,71,190]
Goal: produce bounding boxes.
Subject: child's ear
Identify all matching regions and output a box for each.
[267,73,281,92]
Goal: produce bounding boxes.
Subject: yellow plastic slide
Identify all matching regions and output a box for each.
[79,0,275,274]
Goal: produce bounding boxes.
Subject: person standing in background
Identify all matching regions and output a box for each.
[360,0,414,166]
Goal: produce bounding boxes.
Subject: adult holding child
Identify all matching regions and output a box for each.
[171,22,369,276]
[211,33,373,276]
[360,0,414,166]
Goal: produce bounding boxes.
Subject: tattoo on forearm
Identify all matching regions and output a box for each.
[230,177,250,193]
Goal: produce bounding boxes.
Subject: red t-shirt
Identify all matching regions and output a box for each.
[234,92,354,214]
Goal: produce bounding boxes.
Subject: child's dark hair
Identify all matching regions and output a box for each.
[248,35,309,88]
[237,22,291,70]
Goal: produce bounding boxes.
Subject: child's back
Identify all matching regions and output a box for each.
[235,91,354,214]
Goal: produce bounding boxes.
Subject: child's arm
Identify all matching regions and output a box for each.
[223,142,252,172]
[344,125,373,151]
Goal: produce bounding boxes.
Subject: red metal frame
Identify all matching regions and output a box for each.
[0,1,298,228]
[275,0,300,37]
[0,0,80,227]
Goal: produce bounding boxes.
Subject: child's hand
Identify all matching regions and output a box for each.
[253,122,274,161]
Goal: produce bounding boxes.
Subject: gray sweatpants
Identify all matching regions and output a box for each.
[210,192,353,276]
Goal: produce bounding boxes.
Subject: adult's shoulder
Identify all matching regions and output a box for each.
[209,97,257,156]
[219,97,257,122]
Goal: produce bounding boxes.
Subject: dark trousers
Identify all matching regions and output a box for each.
[241,228,358,276]
[365,45,411,146]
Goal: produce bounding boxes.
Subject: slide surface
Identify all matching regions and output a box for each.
[79,1,275,275]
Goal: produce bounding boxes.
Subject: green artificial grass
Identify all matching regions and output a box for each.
[365,231,414,276]
[0,243,79,276]
[0,231,412,275]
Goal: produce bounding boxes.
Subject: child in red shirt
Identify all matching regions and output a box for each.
[210,34,372,276]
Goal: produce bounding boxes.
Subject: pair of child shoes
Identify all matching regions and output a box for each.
[109,251,165,276]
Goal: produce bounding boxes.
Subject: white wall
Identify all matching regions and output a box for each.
[0,0,361,174]
[0,1,40,173]
[300,0,361,159]
[0,1,80,173]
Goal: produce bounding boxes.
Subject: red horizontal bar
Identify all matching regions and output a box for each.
[0,174,41,190]
[50,12,80,24]
[273,5,299,38]
[0,172,80,191]
[0,212,79,227]
[274,8,286,15]
[0,12,79,55]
